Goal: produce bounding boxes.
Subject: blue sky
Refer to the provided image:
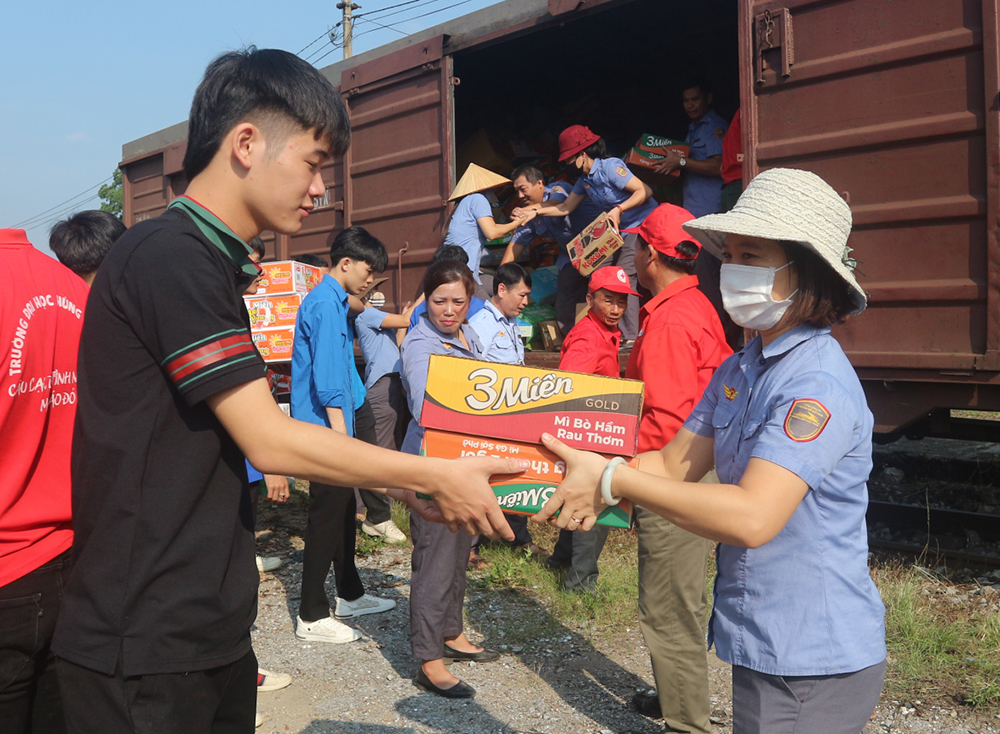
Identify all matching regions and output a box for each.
[0,0,500,255]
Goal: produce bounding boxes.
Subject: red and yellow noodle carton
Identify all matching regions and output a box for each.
[421,429,635,528]
[248,260,324,296]
[244,294,304,330]
[251,326,296,363]
[420,355,644,456]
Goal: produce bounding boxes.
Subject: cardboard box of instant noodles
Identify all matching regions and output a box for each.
[419,355,643,456]
[420,428,635,528]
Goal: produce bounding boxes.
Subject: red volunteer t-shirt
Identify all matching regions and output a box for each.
[721,108,743,185]
[625,275,732,453]
[0,229,89,587]
[559,310,621,378]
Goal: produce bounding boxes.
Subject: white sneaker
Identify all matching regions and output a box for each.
[295,615,361,643]
[335,593,396,619]
[256,556,282,572]
[257,667,292,692]
[255,712,263,728]
[361,518,407,543]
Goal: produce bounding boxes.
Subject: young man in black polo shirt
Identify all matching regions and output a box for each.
[52,48,524,734]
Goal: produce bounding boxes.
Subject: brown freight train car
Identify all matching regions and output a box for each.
[120,0,1000,438]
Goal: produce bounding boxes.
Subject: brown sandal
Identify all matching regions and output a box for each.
[467,550,491,570]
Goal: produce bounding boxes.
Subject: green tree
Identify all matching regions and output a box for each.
[99,168,123,218]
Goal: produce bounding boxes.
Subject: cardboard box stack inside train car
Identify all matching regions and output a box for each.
[421,429,636,528]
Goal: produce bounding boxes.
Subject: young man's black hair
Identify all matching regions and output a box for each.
[248,237,266,260]
[493,262,532,296]
[433,244,469,265]
[510,164,544,184]
[295,253,329,268]
[183,47,351,180]
[49,210,126,283]
[328,226,388,273]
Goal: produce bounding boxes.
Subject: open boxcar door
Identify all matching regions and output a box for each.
[339,35,454,310]
[740,0,1000,431]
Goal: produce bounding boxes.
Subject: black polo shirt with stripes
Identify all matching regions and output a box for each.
[53,201,267,676]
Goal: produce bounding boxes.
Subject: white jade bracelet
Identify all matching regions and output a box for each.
[600,457,626,506]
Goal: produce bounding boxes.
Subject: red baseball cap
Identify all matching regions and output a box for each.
[558,125,601,161]
[589,266,640,296]
[623,204,701,259]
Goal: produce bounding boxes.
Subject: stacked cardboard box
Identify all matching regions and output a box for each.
[419,355,644,527]
[624,133,690,179]
[244,260,324,364]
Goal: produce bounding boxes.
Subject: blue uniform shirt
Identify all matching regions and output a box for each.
[354,306,402,390]
[443,193,492,284]
[683,109,728,217]
[684,324,886,676]
[409,296,486,328]
[468,300,524,366]
[399,316,483,455]
[291,275,360,436]
[572,157,657,230]
[512,182,604,270]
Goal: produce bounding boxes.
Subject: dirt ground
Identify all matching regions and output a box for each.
[251,500,999,734]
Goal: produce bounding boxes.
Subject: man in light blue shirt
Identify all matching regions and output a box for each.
[468,263,548,555]
[469,262,531,366]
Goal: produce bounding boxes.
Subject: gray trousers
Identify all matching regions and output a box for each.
[368,373,406,452]
[409,511,473,663]
[550,524,611,591]
[355,398,391,525]
[636,506,713,734]
[732,659,886,734]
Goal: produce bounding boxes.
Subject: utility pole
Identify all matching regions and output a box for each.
[337,2,360,58]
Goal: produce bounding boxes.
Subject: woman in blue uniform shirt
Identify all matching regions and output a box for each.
[443,163,534,299]
[513,125,656,341]
[536,168,886,734]
[400,259,501,699]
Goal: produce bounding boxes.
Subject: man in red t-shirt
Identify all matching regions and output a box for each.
[720,108,743,213]
[621,204,731,733]
[548,266,639,590]
[0,229,90,733]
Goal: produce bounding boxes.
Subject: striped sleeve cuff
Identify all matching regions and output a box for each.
[162,328,260,393]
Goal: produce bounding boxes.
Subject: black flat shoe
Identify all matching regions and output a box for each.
[414,669,476,698]
[631,689,662,719]
[443,644,500,662]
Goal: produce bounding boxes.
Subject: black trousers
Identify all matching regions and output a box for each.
[0,550,72,734]
[56,650,257,734]
[354,398,391,525]
[299,479,365,621]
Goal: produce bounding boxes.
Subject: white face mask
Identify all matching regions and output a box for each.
[720,262,798,331]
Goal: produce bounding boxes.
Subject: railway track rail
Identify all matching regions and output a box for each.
[867,500,1000,569]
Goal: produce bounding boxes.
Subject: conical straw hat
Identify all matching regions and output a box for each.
[448,163,511,201]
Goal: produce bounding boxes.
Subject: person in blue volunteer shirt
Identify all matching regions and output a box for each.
[442,163,535,299]
[513,125,657,342]
[536,168,886,734]
[401,259,501,699]
[501,164,604,337]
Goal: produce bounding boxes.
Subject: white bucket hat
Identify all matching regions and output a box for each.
[683,168,867,314]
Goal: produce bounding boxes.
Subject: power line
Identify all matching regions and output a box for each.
[297,28,334,56]
[12,177,113,230]
[350,0,477,42]
[353,0,445,23]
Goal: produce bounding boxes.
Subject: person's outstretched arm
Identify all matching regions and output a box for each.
[208,378,525,539]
